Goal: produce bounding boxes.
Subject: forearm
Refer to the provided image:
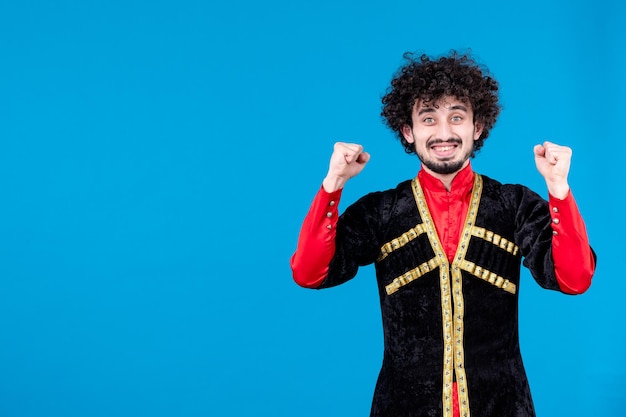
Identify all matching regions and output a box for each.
[290,186,342,288]
[550,190,596,294]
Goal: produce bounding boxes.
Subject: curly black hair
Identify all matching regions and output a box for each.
[381,50,501,156]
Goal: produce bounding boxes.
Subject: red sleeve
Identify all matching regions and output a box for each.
[290,186,343,288]
[549,190,596,294]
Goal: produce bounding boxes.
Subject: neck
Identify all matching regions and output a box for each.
[422,160,470,191]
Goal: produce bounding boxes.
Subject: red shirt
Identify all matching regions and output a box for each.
[290,164,595,417]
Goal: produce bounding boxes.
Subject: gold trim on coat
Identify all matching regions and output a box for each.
[379,174,521,416]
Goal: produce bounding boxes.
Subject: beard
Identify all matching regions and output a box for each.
[415,138,472,175]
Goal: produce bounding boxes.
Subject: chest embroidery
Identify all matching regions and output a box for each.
[382,175,518,296]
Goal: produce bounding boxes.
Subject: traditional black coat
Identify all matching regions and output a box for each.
[318,173,568,417]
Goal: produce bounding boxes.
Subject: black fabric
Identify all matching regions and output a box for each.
[318,174,588,417]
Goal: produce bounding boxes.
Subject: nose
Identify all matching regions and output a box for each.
[436,120,453,139]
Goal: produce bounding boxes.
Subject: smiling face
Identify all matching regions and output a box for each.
[402,96,483,180]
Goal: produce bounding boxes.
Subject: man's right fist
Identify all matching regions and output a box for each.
[322,142,370,192]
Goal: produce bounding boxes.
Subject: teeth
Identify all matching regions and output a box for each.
[435,146,453,151]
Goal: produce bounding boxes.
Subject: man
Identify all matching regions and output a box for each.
[290,51,596,417]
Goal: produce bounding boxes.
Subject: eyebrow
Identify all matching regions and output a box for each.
[417,104,468,116]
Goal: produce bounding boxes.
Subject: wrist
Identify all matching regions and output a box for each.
[547,182,570,200]
[323,175,348,193]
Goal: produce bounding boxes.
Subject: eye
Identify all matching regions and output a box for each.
[423,117,435,124]
[451,115,463,122]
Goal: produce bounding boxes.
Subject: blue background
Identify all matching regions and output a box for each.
[0,0,623,416]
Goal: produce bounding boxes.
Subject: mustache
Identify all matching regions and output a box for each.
[427,138,462,147]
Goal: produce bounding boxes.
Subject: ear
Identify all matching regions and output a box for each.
[402,124,415,143]
[473,121,484,141]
